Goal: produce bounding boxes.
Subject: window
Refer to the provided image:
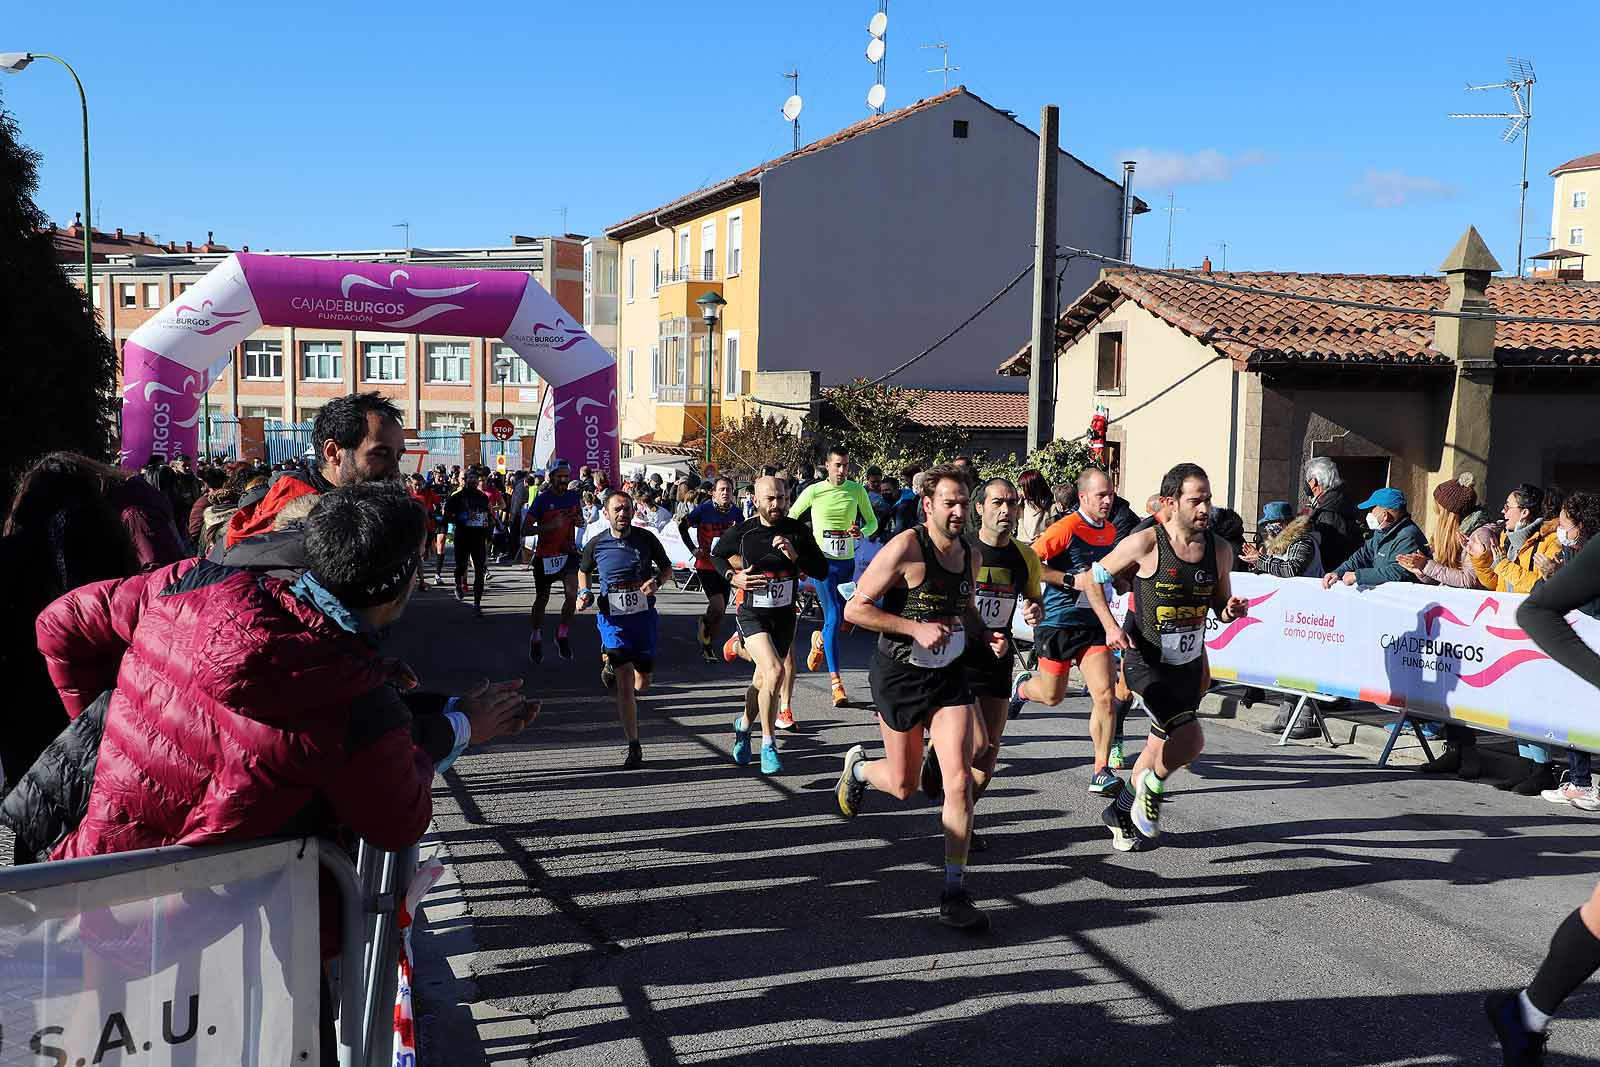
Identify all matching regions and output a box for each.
[90,284,101,309]
[424,411,472,431]
[297,406,323,424]
[1095,331,1125,394]
[120,283,137,308]
[952,119,969,139]
[627,348,636,397]
[177,282,191,296]
[1575,191,1589,210]
[243,405,282,423]
[649,344,660,398]
[599,252,618,295]
[143,283,160,308]
[1573,227,1587,247]
[727,214,743,276]
[651,249,661,293]
[701,221,716,277]
[301,340,343,381]
[492,345,538,384]
[362,340,406,382]
[679,230,690,272]
[241,339,283,380]
[426,342,470,383]
[724,332,740,397]
[627,256,635,302]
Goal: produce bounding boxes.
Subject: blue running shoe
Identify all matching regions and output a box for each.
[760,743,782,774]
[1089,769,1122,795]
[1008,671,1033,720]
[1485,990,1547,1066]
[732,716,752,766]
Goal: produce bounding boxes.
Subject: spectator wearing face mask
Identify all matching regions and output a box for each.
[1321,487,1428,588]
[1469,483,1561,594]
[1303,457,1364,571]
[1241,501,1323,578]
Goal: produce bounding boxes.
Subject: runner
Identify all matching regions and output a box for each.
[834,464,996,932]
[922,477,1048,851]
[1486,536,1600,1064]
[792,446,879,707]
[1007,468,1125,792]
[442,468,494,616]
[680,477,742,663]
[1080,463,1249,852]
[575,489,675,770]
[711,476,828,773]
[523,460,584,663]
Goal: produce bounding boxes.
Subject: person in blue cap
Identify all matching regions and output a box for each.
[1320,486,1428,588]
[1240,500,1323,580]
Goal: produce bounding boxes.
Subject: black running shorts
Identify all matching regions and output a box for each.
[869,652,972,733]
[1121,643,1203,737]
[534,552,579,593]
[736,608,797,659]
[697,568,731,600]
[962,639,1016,700]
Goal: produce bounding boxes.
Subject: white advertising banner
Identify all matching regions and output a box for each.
[0,840,321,1066]
[1206,575,1600,751]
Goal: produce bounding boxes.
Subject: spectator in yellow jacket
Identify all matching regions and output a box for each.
[1470,483,1562,593]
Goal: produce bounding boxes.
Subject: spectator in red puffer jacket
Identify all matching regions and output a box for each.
[35,482,534,872]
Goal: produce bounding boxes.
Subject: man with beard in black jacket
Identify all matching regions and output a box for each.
[1302,457,1363,570]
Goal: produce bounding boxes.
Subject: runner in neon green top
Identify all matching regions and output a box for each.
[791,445,879,705]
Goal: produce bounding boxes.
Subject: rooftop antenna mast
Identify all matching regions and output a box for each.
[780,69,803,151]
[921,42,959,90]
[865,2,888,114]
[1450,56,1536,277]
[552,205,568,235]
[1163,193,1185,269]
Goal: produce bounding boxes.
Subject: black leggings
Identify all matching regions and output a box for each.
[455,532,488,601]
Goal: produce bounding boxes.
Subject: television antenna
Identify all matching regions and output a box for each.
[1450,57,1536,277]
[1163,193,1185,269]
[552,205,568,235]
[781,68,803,151]
[921,42,960,89]
[392,220,410,250]
[865,2,888,114]
[1215,240,1228,271]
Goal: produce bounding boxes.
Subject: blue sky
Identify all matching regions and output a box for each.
[4,1,1592,275]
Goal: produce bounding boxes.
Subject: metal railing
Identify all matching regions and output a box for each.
[265,421,315,463]
[657,383,715,405]
[658,265,719,284]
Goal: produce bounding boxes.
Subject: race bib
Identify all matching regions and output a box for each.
[908,624,965,669]
[1160,625,1204,665]
[822,529,855,559]
[541,553,569,576]
[974,582,1017,630]
[460,510,489,528]
[751,577,794,609]
[607,581,647,616]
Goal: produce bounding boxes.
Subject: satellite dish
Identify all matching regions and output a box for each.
[782,94,804,121]
[865,37,885,63]
[866,83,887,110]
[868,10,888,37]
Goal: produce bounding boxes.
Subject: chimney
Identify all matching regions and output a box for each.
[138,231,146,241]
[48,222,57,234]
[115,227,124,240]
[1120,161,1136,262]
[1433,225,1501,370]
[185,240,193,252]
[242,245,250,252]
[73,211,82,233]
[1201,256,1213,273]
[168,240,176,252]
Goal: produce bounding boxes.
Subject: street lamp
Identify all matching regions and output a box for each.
[492,354,516,461]
[1,52,93,309]
[695,291,727,471]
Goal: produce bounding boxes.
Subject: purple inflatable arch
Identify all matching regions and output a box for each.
[118,253,618,478]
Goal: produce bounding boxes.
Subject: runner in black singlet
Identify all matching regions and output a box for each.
[834,465,996,932]
[1080,463,1249,852]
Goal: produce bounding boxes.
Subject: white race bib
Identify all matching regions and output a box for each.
[974,582,1017,630]
[908,625,966,669]
[1161,626,1204,665]
[541,553,569,576]
[822,529,855,559]
[751,577,794,609]
[607,583,647,615]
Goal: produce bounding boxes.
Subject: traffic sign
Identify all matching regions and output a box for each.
[495,453,508,474]
[490,418,515,441]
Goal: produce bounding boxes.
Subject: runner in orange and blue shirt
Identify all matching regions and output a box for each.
[1007,468,1127,794]
[523,460,584,664]
[678,477,742,663]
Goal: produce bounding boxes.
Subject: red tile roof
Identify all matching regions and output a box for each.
[1551,152,1600,176]
[605,87,1143,240]
[905,389,1028,429]
[998,269,1600,376]
[44,223,232,262]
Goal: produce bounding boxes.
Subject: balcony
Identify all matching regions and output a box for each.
[658,383,714,405]
[655,265,722,318]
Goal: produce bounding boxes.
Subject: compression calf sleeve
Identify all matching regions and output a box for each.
[1527,909,1600,1017]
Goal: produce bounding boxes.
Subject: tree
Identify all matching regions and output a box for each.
[982,436,1097,489]
[0,89,119,508]
[803,377,972,472]
[709,411,815,482]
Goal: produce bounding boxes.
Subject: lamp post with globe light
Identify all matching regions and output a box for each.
[695,291,726,471]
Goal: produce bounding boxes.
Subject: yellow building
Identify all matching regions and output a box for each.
[1547,153,1599,280]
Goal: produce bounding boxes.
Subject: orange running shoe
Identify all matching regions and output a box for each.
[776,706,796,730]
[830,675,848,708]
[807,630,826,672]
[723,632,745,663]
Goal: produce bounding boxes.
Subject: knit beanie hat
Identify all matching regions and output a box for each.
[1433,472,1478,517]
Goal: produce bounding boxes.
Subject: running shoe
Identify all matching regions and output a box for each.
[600,654,616,690]
[830,676,848,708]
[1484,990,1547,1066]
[1131,770,1165,839]
[556,634,573,661]
[1008,671,1033,721]
[528,635,543,664]
[938,888,989,933]
[807,631,826,672]
[1108,741,1126,770]
[700,645,718,664]
[836,744,866,817]
[1572,786,1600,812]
[731,716,752,766]
[1101,796,1149,854]
[760,744,782,774]
[455,580,467,601]
[921,745,943,801]
[775,706,796,730]
[723,633,744,663]
[1088,769,1122,795]
[1540,773,1585,804]
[622,742,643,771]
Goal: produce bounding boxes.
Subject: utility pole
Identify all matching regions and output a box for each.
[1026,104,1059,455]
[1164,193,1185,269]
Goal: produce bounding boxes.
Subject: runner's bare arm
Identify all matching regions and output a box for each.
[575,541,597,608]
[1211,542,1249,621]
[1079,530,1153,651]
[844,530,935,642]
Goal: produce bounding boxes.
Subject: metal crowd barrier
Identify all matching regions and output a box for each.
[0,836,418,1067]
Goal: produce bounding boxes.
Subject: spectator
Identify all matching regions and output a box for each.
[791,461,819,504]
[633,486,673,531]
[0,453,140,817]
[872,476,900,541]
[168,453,202,522]
[581,489,602,528]
[1303,457,1364,570]
[1132,493,1166,534]
[199,467,267,557]
[1398,473,1497,588]
[674,482,698,523]
[1051,482,1078,525]
[890,470,924,536]
[100,458,188,571]
[1016,469,1053,543]
[1321,487,1427,588]
[1108,490,1140,540]
[1469,483,1560,594]
[227,393,404,548]
[1536,492,1600,809]
[188,467,227,544]
[952,455,976,488]
[1211,507,1247,566]
[1241,500,1323,578]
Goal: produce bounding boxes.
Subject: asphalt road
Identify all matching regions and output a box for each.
[387,555,1600,1066]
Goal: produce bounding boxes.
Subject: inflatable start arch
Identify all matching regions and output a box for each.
[118,253,618,478]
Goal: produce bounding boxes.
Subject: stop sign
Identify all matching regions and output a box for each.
[490,417,515,441]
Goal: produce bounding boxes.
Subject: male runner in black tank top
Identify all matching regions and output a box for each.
[834,465,999,932]
[1080,463,1249,852]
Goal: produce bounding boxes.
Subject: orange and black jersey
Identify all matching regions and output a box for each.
[1031,510,1119,628]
